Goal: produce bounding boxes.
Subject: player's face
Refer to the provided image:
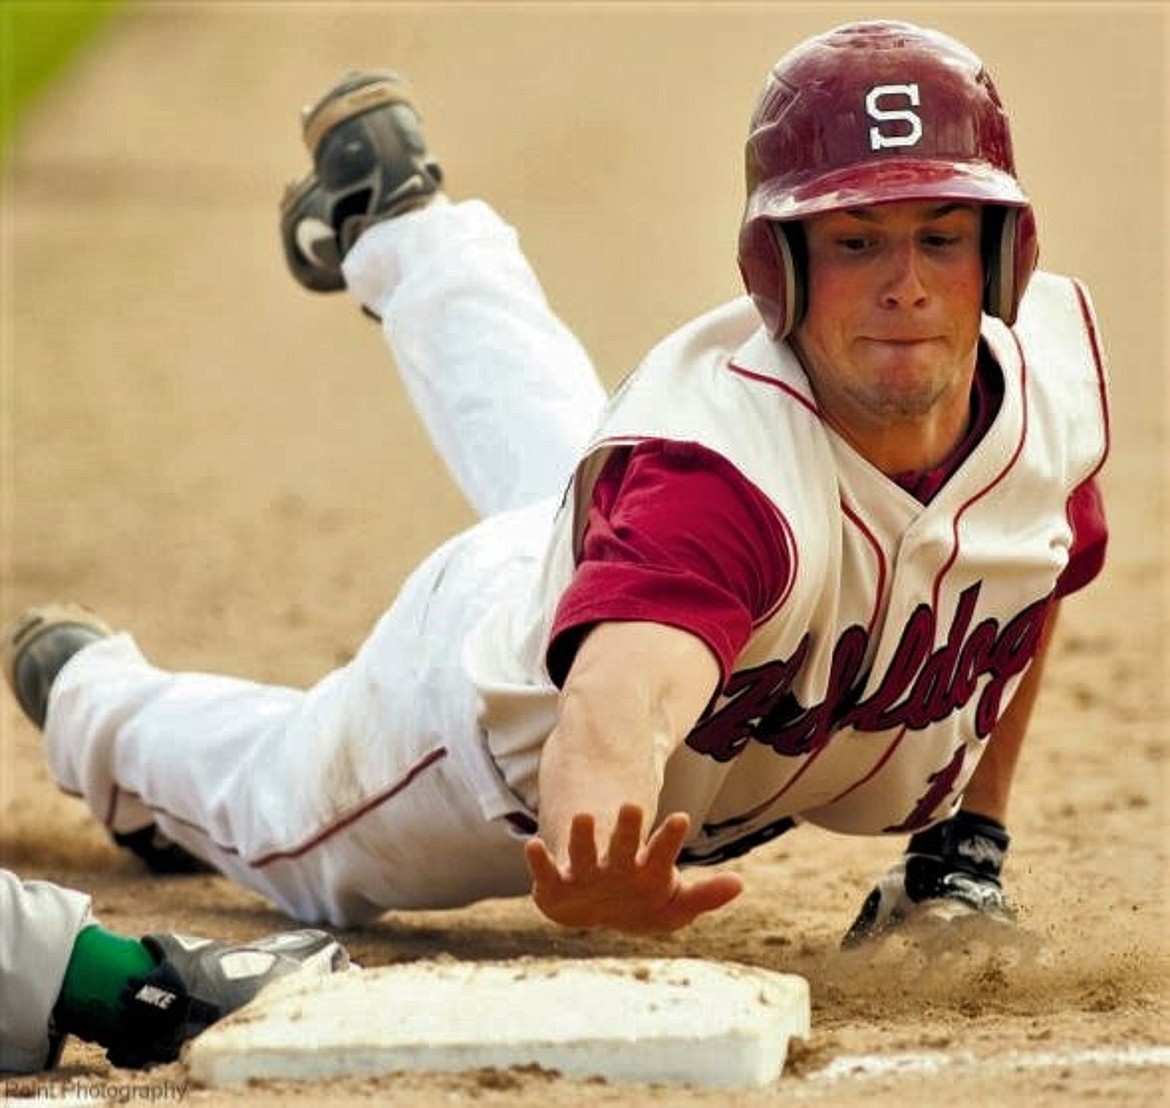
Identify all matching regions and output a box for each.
[791,200,984,463]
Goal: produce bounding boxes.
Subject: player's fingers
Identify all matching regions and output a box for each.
[641,811,691,879]
[604,803,645,870]
[523,837,563,886]
[566,812,600,876]
[662,873,745,929]
[687,872,745,913]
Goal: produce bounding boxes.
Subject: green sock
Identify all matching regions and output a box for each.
[54,925,158,1046]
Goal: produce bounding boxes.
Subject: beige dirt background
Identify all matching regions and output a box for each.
[1,2,1167,1104]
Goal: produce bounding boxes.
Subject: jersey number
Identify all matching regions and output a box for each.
[866,83,923,150]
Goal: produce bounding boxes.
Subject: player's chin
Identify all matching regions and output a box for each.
[854,381,942,421]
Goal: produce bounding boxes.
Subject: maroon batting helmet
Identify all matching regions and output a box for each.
[738,21,1038,338]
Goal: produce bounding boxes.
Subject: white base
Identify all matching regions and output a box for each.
[186,957,810,1089]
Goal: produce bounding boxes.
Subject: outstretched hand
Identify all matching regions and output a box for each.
[523,803,743,933]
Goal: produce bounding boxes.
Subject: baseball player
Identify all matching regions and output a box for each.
[0,866,348,1072]
[3,21,1108,941]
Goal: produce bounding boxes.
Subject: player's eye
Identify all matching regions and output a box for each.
[835,235,873,253]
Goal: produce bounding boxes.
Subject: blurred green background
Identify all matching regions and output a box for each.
[0,0,123,154]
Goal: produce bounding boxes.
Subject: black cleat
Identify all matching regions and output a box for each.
[280,70,444,292]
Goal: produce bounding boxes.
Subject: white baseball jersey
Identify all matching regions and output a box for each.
[466,270,1110,861]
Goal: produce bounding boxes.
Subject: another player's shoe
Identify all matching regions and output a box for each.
[280,70,444,292]
[2,603,211,877]
[105,929,351,1067]
[841,811,1015,946]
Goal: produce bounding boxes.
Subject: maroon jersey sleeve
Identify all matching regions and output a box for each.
[546,440,794,687]
[1054,476,1108,597]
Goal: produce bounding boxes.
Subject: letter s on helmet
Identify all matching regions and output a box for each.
[738,21,1039,339]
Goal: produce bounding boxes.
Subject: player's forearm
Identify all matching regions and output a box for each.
[962,601,1060,822]
[538,693,669,865]
[536,621,719,863]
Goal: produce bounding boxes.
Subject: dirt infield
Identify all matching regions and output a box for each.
[1,4,1166,1105]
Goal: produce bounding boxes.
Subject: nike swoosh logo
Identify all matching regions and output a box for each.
[295,217,337,266]
[386,173,426,203]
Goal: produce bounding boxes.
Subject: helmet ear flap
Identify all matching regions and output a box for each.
[983,206,1038,326]
[769,222,806,340]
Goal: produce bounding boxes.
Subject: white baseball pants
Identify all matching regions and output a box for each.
[0,870,91,1071]
[44,202,607,927]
